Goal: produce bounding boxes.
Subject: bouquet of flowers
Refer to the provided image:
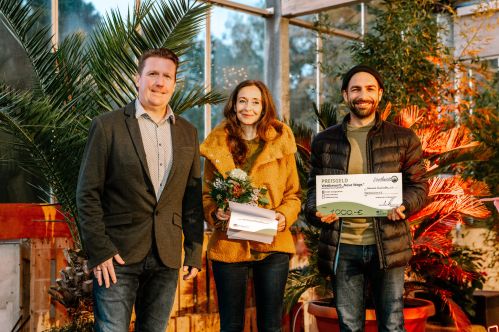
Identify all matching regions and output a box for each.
[208,168,269,211]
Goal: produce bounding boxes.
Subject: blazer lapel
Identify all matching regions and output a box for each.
[124,102,153,186]
[158,118,179,203]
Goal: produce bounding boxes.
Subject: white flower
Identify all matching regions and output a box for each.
[213,178,224,189]
[229,168,248,181]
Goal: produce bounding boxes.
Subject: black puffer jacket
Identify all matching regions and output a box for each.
[305,112,428,275]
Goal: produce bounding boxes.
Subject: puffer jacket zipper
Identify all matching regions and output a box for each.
[333,125,351,274]
[367,125,388,270]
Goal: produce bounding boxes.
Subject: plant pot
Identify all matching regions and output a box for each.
[308,298,435,332]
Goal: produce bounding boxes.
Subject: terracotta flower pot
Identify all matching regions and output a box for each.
[308,297,435,332]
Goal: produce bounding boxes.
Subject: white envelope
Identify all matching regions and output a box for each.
[227,201,277,244]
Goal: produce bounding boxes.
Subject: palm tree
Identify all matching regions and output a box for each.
[0,0,224,328]
[285,103,492,330]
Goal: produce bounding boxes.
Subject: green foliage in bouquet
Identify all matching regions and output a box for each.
[208,168,269,211]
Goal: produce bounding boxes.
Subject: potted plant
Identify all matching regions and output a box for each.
[0,0,224,329]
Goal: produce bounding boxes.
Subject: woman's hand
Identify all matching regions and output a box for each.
[315,211,339,224]
[215,208,231,221]
[276,212,286,232]
[214,208,231,231]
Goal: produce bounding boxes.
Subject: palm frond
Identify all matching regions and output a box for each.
[447,298,473,331]
[453,176,492,199]
[413,233,453,256]
[88,0,212,111]
[409,175,491,225]
[294,144,312,192]
[0,0,54,97]
[0,88,81,245]
[289,120,313,151]
[428,176,463,197]
[141,0,209,56]
[394,105,423,128]
[169,85,225,115]
[50,32,96,111]
[380,102,392,120]
[87,4,150,110]
[284,268,330,313]
[314,102,338,130]
[419,126,480,157]
[455,195,491,219]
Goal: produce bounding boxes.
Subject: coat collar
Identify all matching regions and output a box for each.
[123,102,152,184]
[341,111,383,133]
[200,121,296,176]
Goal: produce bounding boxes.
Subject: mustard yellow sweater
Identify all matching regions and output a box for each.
[200,121,301,262]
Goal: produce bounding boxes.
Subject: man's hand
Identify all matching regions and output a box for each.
[387,205,406,221]
[276,212,286,232]
[315,211,339,224]
[182,266,199,280]
[93,254,125,288]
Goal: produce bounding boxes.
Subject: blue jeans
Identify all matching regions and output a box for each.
[332,244,405,332]
[93,248,179,332]
[212,253,290,332]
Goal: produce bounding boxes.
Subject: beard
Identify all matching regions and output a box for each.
[347,97,378,119]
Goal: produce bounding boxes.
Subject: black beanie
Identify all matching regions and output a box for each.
[341,64,384,91]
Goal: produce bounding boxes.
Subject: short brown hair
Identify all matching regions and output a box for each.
[137,48,179,76]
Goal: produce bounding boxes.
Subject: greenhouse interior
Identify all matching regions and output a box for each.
[0,0,498,331]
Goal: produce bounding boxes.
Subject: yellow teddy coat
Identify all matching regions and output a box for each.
[200,121,301,262]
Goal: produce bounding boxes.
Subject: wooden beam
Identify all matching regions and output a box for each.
[265,0,291,122]
[289,17,361,40]
[200,0,274,17]
[282,0,362,17]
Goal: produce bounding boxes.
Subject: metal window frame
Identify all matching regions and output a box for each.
[49,0,364,135]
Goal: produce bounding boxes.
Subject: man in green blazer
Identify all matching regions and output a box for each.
[76,48,204,332]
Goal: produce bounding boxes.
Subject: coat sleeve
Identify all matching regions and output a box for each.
[202,159,219,228]
[401,130,428,216]
[274,150,301,231]
[305,136,328,228]
[181,129,205,270]
[76,117,118,269]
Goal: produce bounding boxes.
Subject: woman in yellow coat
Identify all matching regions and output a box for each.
[201,80,301,331]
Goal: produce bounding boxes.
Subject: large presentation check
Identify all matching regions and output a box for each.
[316,173,403,217]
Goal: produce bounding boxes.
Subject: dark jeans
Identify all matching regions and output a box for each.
[212,252,290,332]
[93,248,179,332]
[332,244,405,332]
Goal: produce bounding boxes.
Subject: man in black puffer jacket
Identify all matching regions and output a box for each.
[305,65,428,332]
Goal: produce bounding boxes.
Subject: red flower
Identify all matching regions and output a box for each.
[232,183,242,198]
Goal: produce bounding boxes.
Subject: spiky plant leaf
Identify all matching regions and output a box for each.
[313,101,338,130]
[0,87,82,244]
[380,102,392,121]
[0,0,223,251]
[289,119,313,152]
[87,0,214,113]
[169,85,225,115]
[394,105,423,128]
[0,0,54,97]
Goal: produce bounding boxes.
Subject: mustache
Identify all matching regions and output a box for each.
[353,98,374,104]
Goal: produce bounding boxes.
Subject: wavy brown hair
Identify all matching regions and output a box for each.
[223,80,282,166]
